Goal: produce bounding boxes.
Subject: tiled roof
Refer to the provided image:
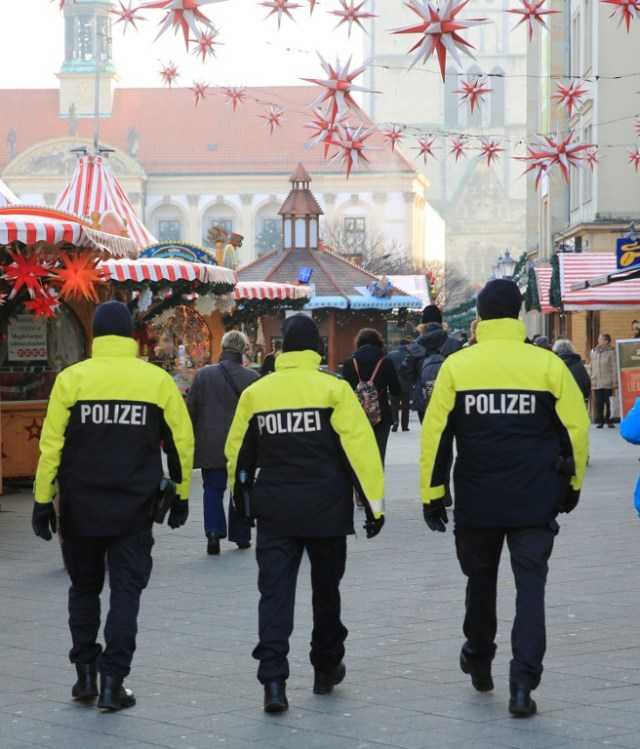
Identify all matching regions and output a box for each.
[0,86,417,176]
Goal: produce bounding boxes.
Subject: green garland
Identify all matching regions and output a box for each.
[548,253,564,312]
[523,264,541,313]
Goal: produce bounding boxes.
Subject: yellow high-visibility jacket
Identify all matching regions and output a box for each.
[34,335,194,536]
[225,349,384,537]
[420,318,590,527]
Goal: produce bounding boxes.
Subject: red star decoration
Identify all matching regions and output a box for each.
[50,252,103,303]
[392,0,489,82]
[191,27,221,61]
[584,147,600,171]
[628,146,640,172]
[190,80,209,105]
[303,54,376,127]
[24,289,60,319]
[479,138,505,166]
[383,125,405,153]
[455,76,493,113]
[413,136,437,163]
[260,105,285,134]
[223,86,247,111]
[26,418,42,442]
[307,0,318,11]
[601,0,640,32]
[261,0,302,28]
[111,1,146,34]
[159,61,180,87]
[305,108,349,156]
[330,1,376,37]
[449,137,468,161]
[506,0,560,40]
[329,124,377,179]
[4,250,50,300]
[141,0,225,49]
[552,79,588,117]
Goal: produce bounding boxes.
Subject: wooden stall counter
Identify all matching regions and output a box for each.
[1,400,46,483]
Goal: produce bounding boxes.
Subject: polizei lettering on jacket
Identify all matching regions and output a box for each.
[464,392,536,415]
[257,410,322,435]
[80,403,148,425]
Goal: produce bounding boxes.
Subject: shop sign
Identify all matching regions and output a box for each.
[616,338,640,418]
[7,315,48,361]
[616,237,640,270]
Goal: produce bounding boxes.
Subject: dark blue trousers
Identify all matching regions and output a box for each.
[253,533,348,683]
[62,528,154,679]
[454,521,559,690]
[201,467,250,545]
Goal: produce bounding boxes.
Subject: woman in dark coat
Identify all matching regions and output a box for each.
[341,328,401,465]
[552,339,591,403]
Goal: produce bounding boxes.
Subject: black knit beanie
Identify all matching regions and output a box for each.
[421,304,442,324]
[92,301,133,338]
[476,279,522,320]
[282,314,320,353]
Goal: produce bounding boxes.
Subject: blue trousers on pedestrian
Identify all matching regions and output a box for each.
[202,467,250,545]
[62,527,154,679]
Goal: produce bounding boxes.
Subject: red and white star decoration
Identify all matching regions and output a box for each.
[190,80,209,105]
[552,79,588,117]
[305,108,349,156]
[111,1,146,34]
[601,0,640,32]
[478,138,505,166]
[159,60,180,86]
[449,137,469,161]
[4,251,50,299]
[191,27,221,61]
[517,129,595,187]
[413,136,437,163]
[584,147,600,171]
[392,0,489,82]
[223,86,247,111]
[24,289,60,319]
[506,0,559,40]
[260,105,286,134]
[329,124,377,178]
[382,125,405,153]
[330,1,376,37]
[303,54,376,126]
[628,146,640,171]
[261,0,302,28]
[455,76,493,113]
[140,0,227,49]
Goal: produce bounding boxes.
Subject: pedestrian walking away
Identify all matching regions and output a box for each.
[387,338,413,432]
[187,330,259,555]
[32,301,194,712]
[225,313,385,714]
[419,279,589,717]
[590,333,617,428]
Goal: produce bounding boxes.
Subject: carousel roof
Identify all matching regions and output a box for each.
[56,154,157,251]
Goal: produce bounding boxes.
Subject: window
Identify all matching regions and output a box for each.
[158,220,181,241]
[490,67,505,126]
[571,12,581,77]
[444,68,459,126]
[344,217,366,251]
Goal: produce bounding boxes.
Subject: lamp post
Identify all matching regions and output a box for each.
[494,249,517,280]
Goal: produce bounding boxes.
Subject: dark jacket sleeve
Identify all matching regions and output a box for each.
[398,343,424,384]
[383,358,402,397]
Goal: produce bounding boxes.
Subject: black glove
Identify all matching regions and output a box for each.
[167,498,189,529]
[364,516,384,539]
[32,501,57,541]
[423,499,448,532]
[558,488,580,514]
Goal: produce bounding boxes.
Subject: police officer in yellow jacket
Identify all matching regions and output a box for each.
[225,314,385,713]
[32,301,194,712]
[420,279,589,717]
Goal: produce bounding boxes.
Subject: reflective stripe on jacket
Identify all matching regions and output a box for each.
[34,335,194,536]
[420,318,590,527]
[225,349,384,537]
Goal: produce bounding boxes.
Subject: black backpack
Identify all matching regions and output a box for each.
[419,350,445,405]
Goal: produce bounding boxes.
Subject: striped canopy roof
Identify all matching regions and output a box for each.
[98,258,236,286]
[234,281,312,301]
[56,155,156,252]
[560,252,640,310]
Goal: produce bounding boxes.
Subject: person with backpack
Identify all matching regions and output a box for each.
[341,328,401,466]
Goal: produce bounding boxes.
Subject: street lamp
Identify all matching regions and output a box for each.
[494,249,517,279]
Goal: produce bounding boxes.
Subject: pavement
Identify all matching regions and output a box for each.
[2,418,640,749]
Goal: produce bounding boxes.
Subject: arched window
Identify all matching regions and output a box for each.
[490,67,505,126]
[444,68,459,126]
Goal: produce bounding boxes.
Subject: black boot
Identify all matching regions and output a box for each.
[263,680,288,713]
[97,674,136,711]
[71,663,98,701]
[459,652,493,692]
[207,534,220,555]
[313,661,346,695]
[508,681,536,717]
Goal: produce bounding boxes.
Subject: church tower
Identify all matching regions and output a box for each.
[361,1,528,285]
[57,0,118,118]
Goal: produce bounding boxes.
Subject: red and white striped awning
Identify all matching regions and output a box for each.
[234,281,313,300]
[0,178,19,207]
[56,155,157,251]
[99,258,237,285]
[0,206,138,257]
[560,253,640,310]
[533,265,556,313]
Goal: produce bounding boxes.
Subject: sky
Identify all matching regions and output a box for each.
[0,0,364,90]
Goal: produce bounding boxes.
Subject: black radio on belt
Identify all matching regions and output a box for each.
[149,476,177,524]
